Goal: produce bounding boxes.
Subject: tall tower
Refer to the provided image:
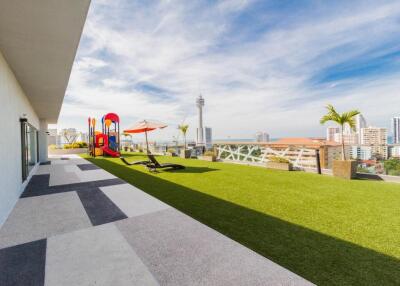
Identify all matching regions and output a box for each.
[196,95,205,146]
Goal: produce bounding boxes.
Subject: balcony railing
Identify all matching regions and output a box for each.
[214,142,318,169]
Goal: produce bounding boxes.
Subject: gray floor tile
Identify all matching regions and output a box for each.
[49,167,81,186]
[0,239,46,286]
[35,165,51,175]
[77,164,100,171]
[101,184,170,218]
[0,192,91,249]
[77,188,127,226]
[116,209,313,286]
[21,176,126,198]
[50,160,69,165]
[74,169,116,182]
[45,223,159,286]
[63,164,81,173]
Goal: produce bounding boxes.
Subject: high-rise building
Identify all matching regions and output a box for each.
[196,95,205,146]
[255,131,270,142]
[392,117,400,144]
[326,127,339,142]
[343,123,352,135]
[360,127,388,159]
[327,120,362,145]
[361,127,388,145]
[355,114,367,143]
[205,127,212,149]
[356,114,367,132]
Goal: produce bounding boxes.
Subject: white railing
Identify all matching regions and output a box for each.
[214,143,318,169]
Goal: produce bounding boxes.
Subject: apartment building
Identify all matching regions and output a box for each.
[326,127,339,142]
[360,127,387,145]
[351,146,373,160]
[360,127,388,159]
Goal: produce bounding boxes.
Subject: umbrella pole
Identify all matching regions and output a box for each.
[145,130,149,154]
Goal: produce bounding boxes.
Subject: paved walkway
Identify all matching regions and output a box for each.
[0,155,313,286]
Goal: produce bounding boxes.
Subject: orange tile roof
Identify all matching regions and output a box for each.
[214,138,342,147]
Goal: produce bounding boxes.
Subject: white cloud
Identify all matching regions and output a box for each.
[57,0,400,141]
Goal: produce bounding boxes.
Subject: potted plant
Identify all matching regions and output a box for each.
[198,150,217,162]
[178,124,191,158]
[320,104,360,179]
[266,156,293,171]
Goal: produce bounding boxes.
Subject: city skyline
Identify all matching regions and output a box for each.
[54,1,400,140]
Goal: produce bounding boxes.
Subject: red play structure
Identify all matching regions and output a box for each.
[88,113,120,157]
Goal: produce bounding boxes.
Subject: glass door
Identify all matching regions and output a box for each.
[21,119,38,181]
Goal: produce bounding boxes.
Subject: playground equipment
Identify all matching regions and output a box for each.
[88,113,121,157]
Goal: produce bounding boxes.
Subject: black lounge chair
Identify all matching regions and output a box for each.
[146,154,185,172]
[120,157,150,166]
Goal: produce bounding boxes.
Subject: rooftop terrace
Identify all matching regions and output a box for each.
[0,155,312,286]
[83,153,400,285]
[1,152,399,285]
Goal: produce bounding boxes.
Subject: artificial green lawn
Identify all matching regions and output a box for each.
[81,153,400,285]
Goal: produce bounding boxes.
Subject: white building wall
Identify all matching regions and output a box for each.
[38,119,48,162]
[0,51,40,226]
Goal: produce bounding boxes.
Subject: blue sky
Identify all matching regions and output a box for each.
[57,0,400,140]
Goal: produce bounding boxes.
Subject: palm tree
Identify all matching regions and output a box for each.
[178,124,189,149]
[320,104,360,160]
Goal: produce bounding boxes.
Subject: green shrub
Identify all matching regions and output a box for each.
[384,158,400,175]
[269,156,289,163]
[63,144,72,149]
[203,151,215,156]
[63,141,88,149]
[75,141,88,148]
[167,148,176,154]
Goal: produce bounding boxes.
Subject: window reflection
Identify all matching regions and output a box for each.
[21,121,38,180]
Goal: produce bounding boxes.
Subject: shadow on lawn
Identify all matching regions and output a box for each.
[87,157,400,286]
[356,173,384,181]
[121,153,218,173]
[164,166,218,173]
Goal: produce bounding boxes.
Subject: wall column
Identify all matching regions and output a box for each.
[38,119,48,162]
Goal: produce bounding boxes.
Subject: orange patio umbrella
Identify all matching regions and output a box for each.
[123,120,167,154]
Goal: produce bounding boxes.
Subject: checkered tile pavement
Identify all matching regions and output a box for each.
[0,155,313,286]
